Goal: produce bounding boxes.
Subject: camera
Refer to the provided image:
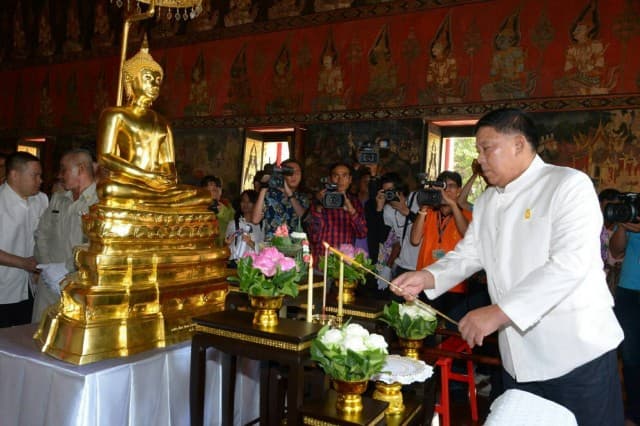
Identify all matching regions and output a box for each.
[604,192,640,223]
[262,163,295,189]
[384,189,400,203]
[357,142,379,165]
[417,178,446,206]
[320,177,345,209]
[207,200,219,214]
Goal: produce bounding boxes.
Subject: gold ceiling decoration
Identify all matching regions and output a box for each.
[110,0,203,20]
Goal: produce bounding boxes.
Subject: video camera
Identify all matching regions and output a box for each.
[320,177,345,209]
[416,175,447,206]
[357,141,379,165]
[262,163,295,189]
[604,192,640,223]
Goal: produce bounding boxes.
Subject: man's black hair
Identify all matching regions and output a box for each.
[474,108,539,150]
[6,151,40,173]
[200,175,222,187]
[329,161,354,176]
[436,170,462,188]
[598,188,621,202]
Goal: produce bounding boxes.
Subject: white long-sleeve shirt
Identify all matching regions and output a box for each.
[0,183,48,303]
[425,155,623,382]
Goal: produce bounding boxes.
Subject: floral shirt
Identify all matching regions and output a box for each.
[262,187,309,239]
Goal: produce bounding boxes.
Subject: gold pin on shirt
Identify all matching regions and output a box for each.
[524,208,532,219]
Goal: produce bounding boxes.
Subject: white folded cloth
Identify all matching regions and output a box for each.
[37,263,68,296]
[484,389,577,426]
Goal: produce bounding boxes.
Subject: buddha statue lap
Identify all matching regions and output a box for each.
[35,41,229,365]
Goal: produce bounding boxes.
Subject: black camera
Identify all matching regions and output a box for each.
[384,189,400,203]
[357,142,379,165]
[417,179,446,206]
[320,178,345,209]
[207,200,219,214]
[262,163,295,189]
[604,192,640,223]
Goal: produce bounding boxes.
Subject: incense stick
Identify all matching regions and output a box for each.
[322,242,459,327]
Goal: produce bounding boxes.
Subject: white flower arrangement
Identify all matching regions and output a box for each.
[311,322,388,381]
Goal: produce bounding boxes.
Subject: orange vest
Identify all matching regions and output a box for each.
[416,209,473,293]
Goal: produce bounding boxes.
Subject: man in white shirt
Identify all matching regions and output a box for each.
[32,148,98,323]
[0,152,48,327]
[392,108,624,426]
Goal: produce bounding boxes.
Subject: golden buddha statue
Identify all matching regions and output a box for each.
[35,40,229,365]
[97,43,211,210]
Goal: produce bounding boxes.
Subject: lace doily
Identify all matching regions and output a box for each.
[371,355,434,385]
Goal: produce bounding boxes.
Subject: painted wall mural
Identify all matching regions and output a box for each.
[534,108,640,193]
[0,0,639,133]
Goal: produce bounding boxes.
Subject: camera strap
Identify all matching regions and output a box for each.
[401,192,417,243]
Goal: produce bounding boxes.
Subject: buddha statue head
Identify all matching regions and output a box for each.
[122,37,164,104]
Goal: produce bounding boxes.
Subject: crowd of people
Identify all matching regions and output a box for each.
[0,108,636,425]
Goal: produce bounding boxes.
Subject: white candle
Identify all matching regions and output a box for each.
[322,243,329,315]
[337,254,344,320]
[306,255,313,323]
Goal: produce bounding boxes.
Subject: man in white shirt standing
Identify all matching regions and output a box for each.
[32,148,98,323]
[392,108,624,426]
[0,152,48,327]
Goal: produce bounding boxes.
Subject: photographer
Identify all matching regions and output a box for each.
[251,159,309,239]
[201,175,235,247]
[309,162,367,261]
[373,173,420,280]
[225,190,263,268]
[609,206,640,426]
[410,171,472,318]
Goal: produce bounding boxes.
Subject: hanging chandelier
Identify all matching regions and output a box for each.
[110,0,203,21]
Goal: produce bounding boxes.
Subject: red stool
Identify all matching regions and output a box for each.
[433,336,478,426]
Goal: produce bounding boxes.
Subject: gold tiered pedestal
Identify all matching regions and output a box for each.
[34,204,229,364]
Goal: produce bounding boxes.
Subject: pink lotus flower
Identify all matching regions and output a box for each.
[338,244,356,258]
[233,247,302,297]
[274,224,289,238]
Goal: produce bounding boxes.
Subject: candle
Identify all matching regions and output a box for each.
[337,254,344,321]
[306,255,313,322]
[322,243,329,315]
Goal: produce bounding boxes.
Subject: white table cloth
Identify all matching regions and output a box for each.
[0,324,259,426]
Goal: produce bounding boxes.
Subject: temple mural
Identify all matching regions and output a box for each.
[303,119,424,191]
[0,0,638,129]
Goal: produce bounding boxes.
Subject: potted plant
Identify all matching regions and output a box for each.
[228,246,302,327]
[320,244,374,304]
[380,301,438,359]
[310,322,388,414]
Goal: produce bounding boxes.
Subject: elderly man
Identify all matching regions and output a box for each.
[0,152,48,327]
[32,148,98,322]
[392,108,624,426]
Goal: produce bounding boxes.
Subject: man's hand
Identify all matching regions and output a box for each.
[390,270,434,301]
[22,256,39,273]
[439,187,458,209]
[620,220,640,233]
[342,193,356,215]
[458,304,510,348]
[389,191,410,216]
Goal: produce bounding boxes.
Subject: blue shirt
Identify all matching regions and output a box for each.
[263,188,309,238]
[619,231,640,291]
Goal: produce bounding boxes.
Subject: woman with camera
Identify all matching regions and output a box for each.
[225,189,263,268]
[251,159,309,239]
[201,175,235,247]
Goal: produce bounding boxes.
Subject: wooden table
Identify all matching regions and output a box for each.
[190,310,323,426]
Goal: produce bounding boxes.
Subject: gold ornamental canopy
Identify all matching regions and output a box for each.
[115,0,203,106]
